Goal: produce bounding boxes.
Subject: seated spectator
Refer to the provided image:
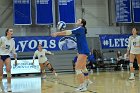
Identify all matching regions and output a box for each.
[115,51,124,71]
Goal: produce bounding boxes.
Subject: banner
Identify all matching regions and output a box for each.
[14,36,77,52]
[3,59,40,74]
[58,0,76,23]
[13,0,32,25]
[132,0,140,23]
[99,34,130,49]
[115,0,132,23]
[35,0,53,24]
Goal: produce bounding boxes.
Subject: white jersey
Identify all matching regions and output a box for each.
[0,36,16,55]
[33,49,52,63]
[127,35,140,54]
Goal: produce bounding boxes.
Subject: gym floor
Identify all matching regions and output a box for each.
[1,71,140,93]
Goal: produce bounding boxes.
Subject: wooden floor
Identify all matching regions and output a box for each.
[1,71,140,93]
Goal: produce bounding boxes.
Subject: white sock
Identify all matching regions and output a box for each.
[131,73,134,77]
[8,83,11,87]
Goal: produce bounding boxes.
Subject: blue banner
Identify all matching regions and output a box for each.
[132,0,140,23]
[99,34,130,49]
[58,0,76,23]
[13,0,32,25]
[14,36,77,52]
[115,0,132,23]
[35,0,53,24]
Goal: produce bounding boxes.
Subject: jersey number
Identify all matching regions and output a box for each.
[133,42,136,46]
[6,45,10,50]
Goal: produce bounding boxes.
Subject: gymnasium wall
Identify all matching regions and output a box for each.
[0,0,139,71]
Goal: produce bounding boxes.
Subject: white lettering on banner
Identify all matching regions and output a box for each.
[28,40,38,49]
[49,40,56,48]
[109,39,114,47]
[125,38,129,46]
[38,40,48,48]
[16,40,28,52]
[119,38,125,47]
[59,0,73,5]
[15,39,57,52]
[36,0,49,4]
[14,0,30,4]
[103,38,129,48]
[114,39,120,47]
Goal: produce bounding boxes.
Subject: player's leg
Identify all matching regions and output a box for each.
[39,63,46,79]
[135,54,140,78]
[5,56,12,92]
[0,57,4,92]
[82,67,93,88]
[75,54,87,92]
[129,53,135,80]
[44,61,57,76]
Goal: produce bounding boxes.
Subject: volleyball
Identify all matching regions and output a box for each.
[57,21,66,31]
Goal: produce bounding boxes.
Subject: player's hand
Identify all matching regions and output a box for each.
[1,44,6,49]
[51,33,57,37]
[15,59,17,66]
[32,61,34,65]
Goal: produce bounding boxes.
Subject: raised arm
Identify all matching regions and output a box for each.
[51,30,72,37]
[45,50,54,55]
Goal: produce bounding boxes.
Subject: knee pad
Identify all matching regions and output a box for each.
[7,72,11,77]
[75,69,82,75]
[82,68,88,76]
[129,62,133,68]
[49,68,54,72]
[47,63,54,71]
[46,63,50,66]
[82,68,88,73]
[41,69,46,73]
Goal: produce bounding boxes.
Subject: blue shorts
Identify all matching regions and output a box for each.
[0,55,10,61]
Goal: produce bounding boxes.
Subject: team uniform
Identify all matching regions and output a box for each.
[70,26,90,55]
[0,36,16,60]
[127,35,140,80]
[0,36,16,92]
[127,35,140,54]
[67,26,91,91]
[33,49,52,63]
[33,49,57,78]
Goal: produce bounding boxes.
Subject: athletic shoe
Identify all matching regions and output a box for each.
[41,75,46,79]
[0,87,2,92]
[75,84,87,92]
[55,73,58,77]
[84,80,93,88]
[129,76,135,80]
[7,84,12,92]
[75,86,87,92]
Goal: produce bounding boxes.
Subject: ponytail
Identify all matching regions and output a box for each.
[81,18,87,34]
